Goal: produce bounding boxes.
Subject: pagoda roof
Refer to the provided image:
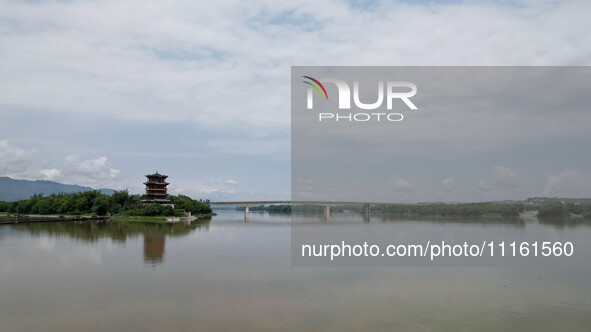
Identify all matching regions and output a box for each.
[145,171,168,178]
[144,181,170,185]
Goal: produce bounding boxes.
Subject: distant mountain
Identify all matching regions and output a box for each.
[0,177,115,202]
[524,197,591,205]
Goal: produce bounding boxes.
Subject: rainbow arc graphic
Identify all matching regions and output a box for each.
[302,76,328,100]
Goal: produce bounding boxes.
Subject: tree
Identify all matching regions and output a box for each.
[57,199,74,215]
[91,195,110,216]
[170,195,212,214]
[34,199,53,215]
[0,201,11,212]
[110,190,130,207]
[566,202,583,214]
[583,205,591,220]
[538,202,569,218]
[3,192,212,217]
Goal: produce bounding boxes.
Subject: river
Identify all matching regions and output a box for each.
[1,209,590,331]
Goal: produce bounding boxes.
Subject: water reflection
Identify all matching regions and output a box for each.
[290,210,591,229]
[144,233,166,264]
[7,219,210,265]
[375,213,527,227]
[537,217,591,228]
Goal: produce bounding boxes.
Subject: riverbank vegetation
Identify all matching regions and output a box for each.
[537,202,591,219]
[239,202,591,219]
[0,190,212,217]
[240,203,525,217]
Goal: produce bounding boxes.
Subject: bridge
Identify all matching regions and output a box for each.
[209,201,372,221]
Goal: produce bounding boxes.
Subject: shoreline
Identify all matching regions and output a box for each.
[0,213,216,224]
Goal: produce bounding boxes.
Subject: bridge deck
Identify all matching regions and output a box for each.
[209,201,376,205]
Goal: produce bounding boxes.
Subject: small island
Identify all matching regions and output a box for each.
[0,171,213,224]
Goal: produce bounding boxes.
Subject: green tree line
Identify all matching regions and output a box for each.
[244,203,526,217]
[370,202,525,217]
[538,202,591,218]
[234,202,591,219]
[0,191,212,217]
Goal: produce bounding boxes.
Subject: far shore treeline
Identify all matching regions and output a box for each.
[240,201,591,219]
[0,190,212,217]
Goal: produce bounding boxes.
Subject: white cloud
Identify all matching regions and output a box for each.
[0,140,37,178]
[225,179,238,185]
[199,188,220,195]
[64,155,119,178]
[201,138,288,156]
[0,0,589,133]
[477,180,491,190]
[388,175,415,192]
[441,176,455,190]
[493,166,519,187]
[0,141,122,188]
[194,187,281,201]
[543,169,591,197]
[39,168,61,181]
[62,155,121,187]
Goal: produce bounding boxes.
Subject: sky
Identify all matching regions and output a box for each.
[1,0,590,201]
[291,67,591,203]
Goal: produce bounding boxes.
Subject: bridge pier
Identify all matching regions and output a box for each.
[363,203,371,222]
[324,205,330,221]
[244,205,249,221]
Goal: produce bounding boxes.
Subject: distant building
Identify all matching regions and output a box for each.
[142,171,170,204]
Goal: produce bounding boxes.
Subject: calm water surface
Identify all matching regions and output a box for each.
[1,209,590,331]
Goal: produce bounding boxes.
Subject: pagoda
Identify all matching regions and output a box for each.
[142,171,170,204]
